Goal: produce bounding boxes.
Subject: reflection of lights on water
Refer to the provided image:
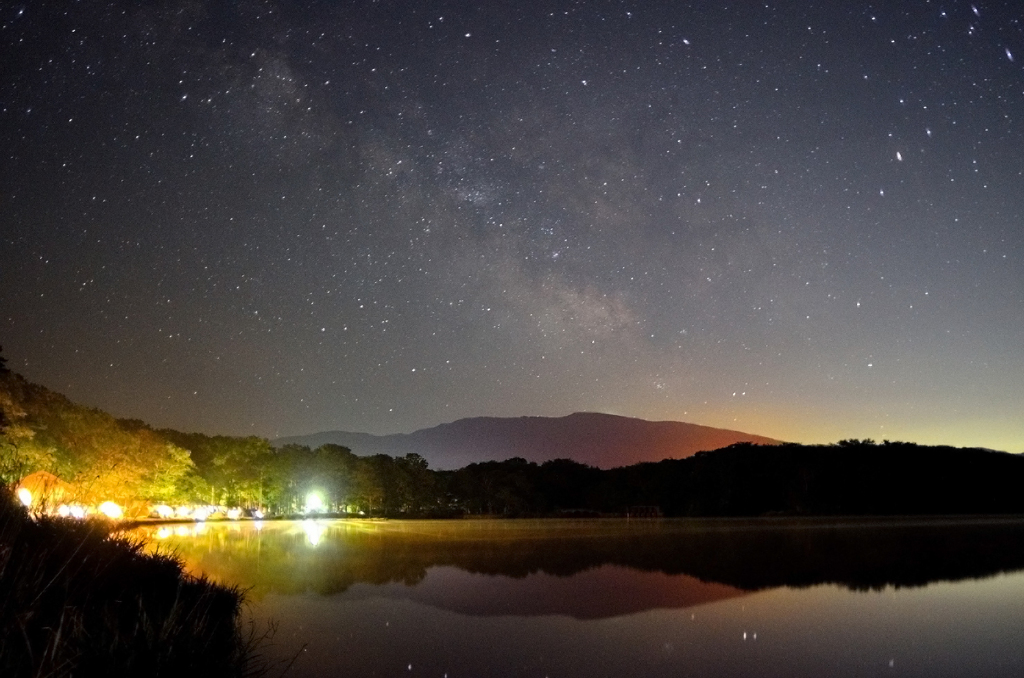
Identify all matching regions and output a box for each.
[254,520,264,531]
[175,526,192,537]
[156,526,173,539]
[303,520,326,546]
[17,488,32,506]
[99,501,123,519]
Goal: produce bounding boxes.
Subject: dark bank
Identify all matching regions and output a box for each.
[0,485,254,677]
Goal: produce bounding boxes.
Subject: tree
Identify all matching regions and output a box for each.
[0,367,49,485]
[0,345,9,434]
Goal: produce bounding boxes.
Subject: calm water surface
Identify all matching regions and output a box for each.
[136,518,1024,677]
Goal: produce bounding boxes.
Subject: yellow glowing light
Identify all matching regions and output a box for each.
[155,504,174,519]
[98,501,123,519]
[193,506,210,521]
[176,505,192,517]
[69,505,86,519]
[156,526,173,539]
[305,492,325,513]
[16,487,32,506]
[57,505,71,518]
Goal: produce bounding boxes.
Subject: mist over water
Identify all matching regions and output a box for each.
[140,518,1024,677]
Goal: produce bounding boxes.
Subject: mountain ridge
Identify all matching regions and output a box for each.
[274,412,782,469]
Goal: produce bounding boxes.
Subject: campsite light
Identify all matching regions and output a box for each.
[98,501,123,519]
[57,505,71,517]
[227,507,241,520]
[69,505,85,519]
[154,504,174,519]
[16,487,32,506]
[193,506,210,521]
[304,492,324,514]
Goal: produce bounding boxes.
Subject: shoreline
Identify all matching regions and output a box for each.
[0,487,255,676]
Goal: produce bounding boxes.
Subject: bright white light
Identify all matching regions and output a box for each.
[303,520,326,546]
[69,505,86,519]
[304,492,325,513]
[253,509,265,519]
[227,508,242,520]
[98,501,123,519]
[57,505,71,518]
[176,505,192,517]
[155,504,174,518]
[193,507,210,521]
[156,526,173,539]
[16,487,32,506]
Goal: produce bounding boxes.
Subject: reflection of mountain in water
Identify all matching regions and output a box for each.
[347,565,749,619]
[141,518,1024,619]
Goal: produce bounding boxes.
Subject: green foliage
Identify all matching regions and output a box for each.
[0,371,200,507]
[157,429,276,506]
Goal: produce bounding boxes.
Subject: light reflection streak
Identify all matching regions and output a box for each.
[303,520,326,546]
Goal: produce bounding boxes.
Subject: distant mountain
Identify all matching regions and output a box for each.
[274,412,782,469]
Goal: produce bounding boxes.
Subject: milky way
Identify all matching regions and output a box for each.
[2,1,1022,450]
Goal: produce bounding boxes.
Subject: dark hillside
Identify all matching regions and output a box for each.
[602,441,1024,516]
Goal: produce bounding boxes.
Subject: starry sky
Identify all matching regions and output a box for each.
[2,0,1022,451]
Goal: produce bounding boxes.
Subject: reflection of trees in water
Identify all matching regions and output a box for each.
[143,518,1024,600]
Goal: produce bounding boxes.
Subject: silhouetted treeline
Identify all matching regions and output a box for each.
[446,441,1024,517]
[6,363,1024,516]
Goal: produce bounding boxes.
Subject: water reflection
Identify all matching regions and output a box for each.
[138,517,1024,618]
[302,520,326,546]
[135,518,1024,677]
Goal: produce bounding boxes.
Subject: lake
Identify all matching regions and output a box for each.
[135,517,1024,677]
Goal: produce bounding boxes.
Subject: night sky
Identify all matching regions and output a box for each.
[2,1,1022,451]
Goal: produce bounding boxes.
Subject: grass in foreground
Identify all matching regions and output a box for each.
[0,487,259,677]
